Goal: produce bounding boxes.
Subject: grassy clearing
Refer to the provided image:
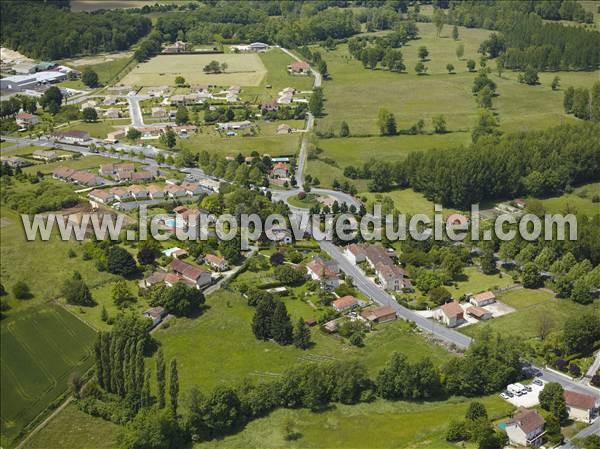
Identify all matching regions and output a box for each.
[526,182,600,217]
[121,54,267,87]
[60,119,130,139]
[450,267,514,298]
[58,54,133,89]
[193,395,514,449]
[175,121,305,157]
[21,403,119,449]
[361,189,461,216]
[22,154,122,176]
[154,289,453,392]
[0,304,96,448]
[461,288,600,340]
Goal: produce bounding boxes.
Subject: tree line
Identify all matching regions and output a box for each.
[0,1,152,59]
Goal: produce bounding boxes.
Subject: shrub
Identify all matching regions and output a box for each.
[12,281,31,299]
[555,359,568,371]
[569,363,581,377]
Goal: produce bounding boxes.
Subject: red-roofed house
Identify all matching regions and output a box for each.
[505,408,545,447]
[466,306,492,320]
[564,390,598,423]
[171,259,212,289]
[88,189,114,204]
[289,60,311,74]
[15,112,40,127]
[470,291,496,307]
[332,295,358,313]
[361,305,397,324]
[203,254,228,271]
[434,301,465,328]
[306,256,339,290]
[376,262,407,292]
[270,162,289,178]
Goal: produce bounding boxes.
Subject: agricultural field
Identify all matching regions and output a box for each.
[193,395,514,449]
[154,288,453,392]
[174,120,305,157]
[21,403,119,449]
[0,304,97,448]
[121,53,267,87]
[58,53,133,89]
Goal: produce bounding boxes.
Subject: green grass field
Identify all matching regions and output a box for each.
[60,119,131,139]
[154,289,453,392]
[58,53,133,89]
[461,288,600,341]
[22,154,122,176]
[121,53,267,87]
[0,304,97,448]
[193,395,514,449]
[527,182,600,217]
[21,403,119,449]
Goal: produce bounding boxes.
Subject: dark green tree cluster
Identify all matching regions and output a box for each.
[148,283,205,317]
[133,30,163,62]
[376,352,442,399]
[344,158,406,193]
[0,2,152,59]
[0,95,37,119]
[446,402,504,448]
[403,122,600,207]
[251,297,293,345]
[564,82,600,121]
[62,271,95,306]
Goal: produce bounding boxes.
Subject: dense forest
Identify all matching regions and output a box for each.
[0,1,151,59]
[449,1,600,70]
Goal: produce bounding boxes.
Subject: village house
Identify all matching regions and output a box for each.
[147,185,165,200]
[261,101,279,112]
[466,306,492,321]
[361,305,397,324]
[217,120,252,131]
[181,182,203,196]
[52,130,91,144]
[289,60,311,75]
[110,187,132,201]
[332,295,359,313]
[164,184,187,199]
[564,390,598,423]
[277,92,293,105]
[143,306,166,327]
[131,171,155,182]
[70,170,104,187]
[1,156,30,168]
[197,177,221,192]
[306,256,339,290]
[128,185,148,200]
[469,291,496,307]
[203,254,228,272]
[162,40,190,53]
[52,166,76,181]
[15,112,40,127]
[505,408,545,447]
[88,189,114,204]
[171,259,212,289]
[376,263,410,292]
[104,108,120,119]
[152,107,168,118]
[140,271,167,289]
[32,150,58,162]
[434,301,465,328]
[270,162,289,178]
[105,130,126,144]
[277,124,292,134]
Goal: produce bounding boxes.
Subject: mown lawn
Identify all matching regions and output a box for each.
[60,118,131,139]
[21,403,119,449]
[154,289,453,393]
[193,395,514,449]
[526,182,600,217]
[450,267,514,298]
[58,54,133,89]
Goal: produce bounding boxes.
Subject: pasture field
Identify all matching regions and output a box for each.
[0,304,97,448]
[21,154,125,176]
[174,120,305,157]
[193,395,514,449]
[461,288,600,341]
[21,403,119,449]
[58,53,133,89]
[526,182,600,217]
[121,53,267,87]
[361,188,461,217]
[154,289,453,392]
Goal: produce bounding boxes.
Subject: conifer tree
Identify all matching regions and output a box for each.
[293,318,312,349]
[271,301,293,345]
[169,358,179,416]
[156,347,166,408]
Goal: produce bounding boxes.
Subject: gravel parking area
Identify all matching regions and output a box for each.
[503,381,545,408]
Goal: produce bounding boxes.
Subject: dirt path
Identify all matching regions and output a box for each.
[14,397,73,449]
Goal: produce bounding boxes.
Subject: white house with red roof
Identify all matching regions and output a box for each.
[505,408,545,447]
[434,301,465,328]
[564,390,598,423]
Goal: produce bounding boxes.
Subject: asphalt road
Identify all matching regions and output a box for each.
[127,94,146,128]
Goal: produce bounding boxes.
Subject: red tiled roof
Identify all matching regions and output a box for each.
[205,254,226,266]
[441,301,463,318]
[291,60,310,71]
[467,306,490,318]
[509,409,545,434]
[362,305,396,321]
[171,259,208,281]
[564,390,596,410]
[332,295,358,310]
[473,291,495,302]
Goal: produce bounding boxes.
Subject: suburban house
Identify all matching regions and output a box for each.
[345,243,367,264]
[505,408,545,447]
[106,130,125,144]
[143,306,166,327]
[203,254,228,271]
[466,306,492,321]
[53,167,103,186]
[217,120,252,131]
[1,156,30,168]
[231,42,269,52]
[131,171,155,182]
[261,101,279,112]
[52,130,91,144]
[170,259,212,289]
[147,185,165,200]
[140,271,167,289]
[270,162,289,178]
[434,301,465,328]
[52,166,76,181]
[197,178,221,192]
[332,295,359,313]
[470,291,496,307]
[32,150,58,161]
[110,187,132,201]
[289,60,311,75]
[128,185,148,200]
[165,184,187,198]
[15,112,40,127]
[88,189,114,204]
[564,390,597,423]
[306,256,339,290]
[277,124,292,134]
[152,107,168,118]
[376,263,409,292]
[361,305,397,324]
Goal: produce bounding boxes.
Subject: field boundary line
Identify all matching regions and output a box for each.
[14,397,73,449]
